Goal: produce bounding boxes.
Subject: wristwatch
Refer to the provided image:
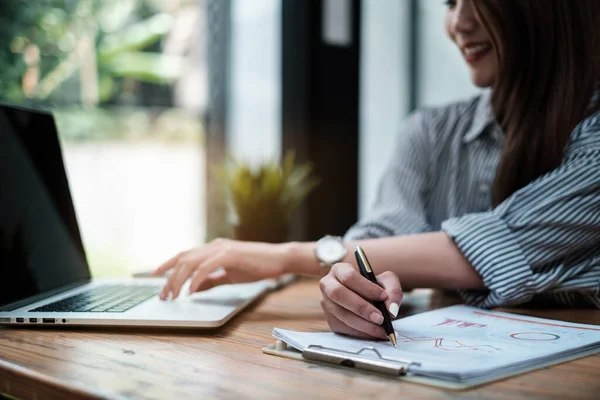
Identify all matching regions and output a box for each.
[314,235,347,274]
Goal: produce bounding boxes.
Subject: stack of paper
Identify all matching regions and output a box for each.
[273,305,600,385]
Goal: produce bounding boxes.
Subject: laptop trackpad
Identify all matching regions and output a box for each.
[187,282,267,306]
[126,280,271,325]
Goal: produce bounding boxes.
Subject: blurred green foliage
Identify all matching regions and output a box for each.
[0,0,58,103]
[54,106,203,142]
[0,0,189,107]
[0,0,204,143]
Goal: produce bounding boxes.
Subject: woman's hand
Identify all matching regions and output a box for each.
[152,238,291,300]
[319,263,403,340]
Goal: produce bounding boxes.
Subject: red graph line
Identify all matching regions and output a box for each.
[396,334,500,352]
[472,311,600,331]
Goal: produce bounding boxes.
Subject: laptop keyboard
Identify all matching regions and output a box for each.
[30,284,160,313]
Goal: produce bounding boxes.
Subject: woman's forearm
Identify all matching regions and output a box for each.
[284,232,485,290]
[348,232,485,290]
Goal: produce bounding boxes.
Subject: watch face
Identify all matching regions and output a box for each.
[317,237,345,263]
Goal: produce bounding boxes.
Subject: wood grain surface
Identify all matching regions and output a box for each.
[0,279,598,400]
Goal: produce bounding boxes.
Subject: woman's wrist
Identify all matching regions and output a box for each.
[279,241,321,277]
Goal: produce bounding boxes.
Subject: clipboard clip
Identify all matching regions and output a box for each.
[302,345,421,376]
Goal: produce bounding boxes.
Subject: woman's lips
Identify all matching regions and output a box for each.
[462,42,492,64]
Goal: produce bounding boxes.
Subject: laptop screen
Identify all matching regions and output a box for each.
[0,104,90,309]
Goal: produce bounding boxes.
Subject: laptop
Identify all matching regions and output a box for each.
[0,104,274,328]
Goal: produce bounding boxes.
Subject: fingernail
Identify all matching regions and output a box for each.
[379,291,388,301]
[389,303,400,318]
[370,312,384,325]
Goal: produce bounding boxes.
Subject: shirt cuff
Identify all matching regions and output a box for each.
[441,212,534,308]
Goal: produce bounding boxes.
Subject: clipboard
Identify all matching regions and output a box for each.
[262,339,600,390]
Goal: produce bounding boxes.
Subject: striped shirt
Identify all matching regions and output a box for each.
[345,90,600,309]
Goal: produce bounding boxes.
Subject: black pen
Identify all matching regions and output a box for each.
[354,246,397,347]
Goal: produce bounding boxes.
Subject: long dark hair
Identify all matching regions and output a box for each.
[473,0,600,206]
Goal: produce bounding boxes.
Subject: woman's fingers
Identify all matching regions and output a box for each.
[153,252,185,276]
[319,261,405,340]
[160,262,190,300]
[169,262,198,299]
[376,271,403,318]
[325,311,386,340]
[331,263,388,301]
[319,277,384,324]
[157,239,229,299]
[156,239,289,300]
[320,296,387,339]
[188,252,231,294]
[192,269,231,292]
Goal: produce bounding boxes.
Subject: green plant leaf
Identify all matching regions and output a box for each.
[98,13,174,61]
[213,150,320,226]
[282,150,295,182]
[103,51,183,83]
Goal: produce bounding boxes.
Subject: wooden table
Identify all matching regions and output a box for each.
[0,279,599,400]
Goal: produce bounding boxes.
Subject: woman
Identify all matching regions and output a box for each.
[154,0,600,340]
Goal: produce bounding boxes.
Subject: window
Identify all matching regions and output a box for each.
[0,0,206,277]
[228,0,281,163]
[359,0,409,218]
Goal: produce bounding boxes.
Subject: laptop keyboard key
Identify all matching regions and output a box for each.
[30,285,160,313]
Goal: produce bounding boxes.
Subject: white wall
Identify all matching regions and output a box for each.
[359,0,410,218]
[228,0,281,164]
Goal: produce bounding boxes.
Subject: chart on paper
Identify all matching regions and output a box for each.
[394,333,502,353]
[273,305,600,373]
[386,306,598,366]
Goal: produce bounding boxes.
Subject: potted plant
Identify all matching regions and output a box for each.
[215,151,319,243]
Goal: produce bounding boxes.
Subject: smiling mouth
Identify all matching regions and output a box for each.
[462,43,492,63]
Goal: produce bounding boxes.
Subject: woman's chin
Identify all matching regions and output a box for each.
[469,73,495,88]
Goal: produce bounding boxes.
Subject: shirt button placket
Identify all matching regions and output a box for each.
[477,181,491,211]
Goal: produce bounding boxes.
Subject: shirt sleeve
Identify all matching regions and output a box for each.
[442,114,600,308]
[345,110,433,240]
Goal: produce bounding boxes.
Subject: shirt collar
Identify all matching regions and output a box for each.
[462,87,598,145]
[463,89,495,143]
